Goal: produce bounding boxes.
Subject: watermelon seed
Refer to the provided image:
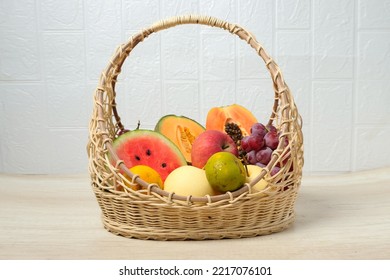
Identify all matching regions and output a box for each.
[135,155,141,161]
[161,163,167,168]
[146,149,151,156]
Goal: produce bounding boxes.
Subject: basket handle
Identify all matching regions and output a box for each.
[96,15,294,203]
[99,14,287,133]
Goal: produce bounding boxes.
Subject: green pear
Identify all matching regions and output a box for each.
[204,152,246,193]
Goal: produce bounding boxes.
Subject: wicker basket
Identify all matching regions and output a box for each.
[87,15,304,241]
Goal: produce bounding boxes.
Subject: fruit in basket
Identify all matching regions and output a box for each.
[250,122,267,138]
[245,165,268,192]
[204,152,246,193]
[191,130,238,168]
[270,166,281,176]
[154,114,205,164]
[124,165,163,191]
[256,147,273,165]
[264,130,279,150]
[240,122,290,177]
[111,129,187,182]
[241,123,278,165]
[206,104,258,137]
[164,166,217,197]
[241,134,265,152]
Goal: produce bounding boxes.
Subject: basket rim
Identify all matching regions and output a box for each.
[90,14,303,203]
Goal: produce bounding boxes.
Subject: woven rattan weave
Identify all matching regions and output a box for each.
[87,15,304,240]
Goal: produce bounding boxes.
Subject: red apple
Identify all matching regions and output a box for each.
[191,130,238,168]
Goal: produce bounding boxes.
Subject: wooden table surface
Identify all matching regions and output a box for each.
[1,168,389,260]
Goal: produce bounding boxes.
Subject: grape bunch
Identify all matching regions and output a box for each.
[241,122,286,176]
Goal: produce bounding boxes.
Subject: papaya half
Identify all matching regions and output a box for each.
[205,104,258,136]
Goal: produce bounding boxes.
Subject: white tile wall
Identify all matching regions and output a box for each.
[1,0,390,174]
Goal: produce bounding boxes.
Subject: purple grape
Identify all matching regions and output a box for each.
[241,135,264,153]
[266,124,277,133]
[249,135,265,151]
[241,136,251,153]
[250,123,267,138]
[281,135,289,148]
[264,130,279,150]
[245,150,257,164]
[270,166,281,176]
[256,147,273,165]
[255,162,266,168]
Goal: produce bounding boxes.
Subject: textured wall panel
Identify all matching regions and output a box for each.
[313,0,354,79]
[1,0,390,174]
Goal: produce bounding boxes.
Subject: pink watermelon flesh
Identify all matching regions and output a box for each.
[112,129,187,181]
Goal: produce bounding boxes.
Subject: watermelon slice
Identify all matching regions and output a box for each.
[111,129,187,181]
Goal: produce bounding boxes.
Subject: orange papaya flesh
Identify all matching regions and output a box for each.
[205,104,258,136]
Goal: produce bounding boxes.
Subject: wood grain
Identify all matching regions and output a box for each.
[1,168,389,260]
